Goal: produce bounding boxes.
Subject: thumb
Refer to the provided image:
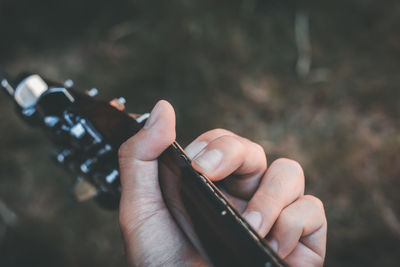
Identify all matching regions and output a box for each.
[118,100,176,226]
[119,99,176,162]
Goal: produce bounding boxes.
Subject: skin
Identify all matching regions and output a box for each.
[118,100,327,267]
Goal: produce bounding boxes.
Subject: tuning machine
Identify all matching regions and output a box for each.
[109,97,126,111]
[86,88,98,97]
[54,148,73,164]
[63,79,74,88]
[1,77,15,96]
[67,117,103,149]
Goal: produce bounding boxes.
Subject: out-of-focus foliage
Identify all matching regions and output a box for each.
[0,0,399,266]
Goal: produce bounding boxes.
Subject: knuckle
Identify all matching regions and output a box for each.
[118,141,128,159]
[118,135,141,160]
[276,158,303,174]
[244,139,266,156]
[267,158,305,199]
[255,190,284,210]
[254,142,266,156]
[210,135,245,153]
[118,139,132,160]
[201,128,235,141]
[239,139,267,171]
[253,142,267,164]
[304,195,325,214]
[216,134,242,144]
[209,128,234,136]
[280,206,299,226]
[273,158,305,181]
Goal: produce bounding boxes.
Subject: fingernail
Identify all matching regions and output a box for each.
[143,102,162,129]
[243,211,262,232]
[268,238,279,253]
[185,141,208,159]
[193,149,223,173]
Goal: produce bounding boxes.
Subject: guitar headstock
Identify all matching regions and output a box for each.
[1,73,147,209]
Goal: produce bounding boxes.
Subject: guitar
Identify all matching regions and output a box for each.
[1,72,288,267]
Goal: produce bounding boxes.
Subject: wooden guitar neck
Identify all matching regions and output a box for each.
[1,73,288,267]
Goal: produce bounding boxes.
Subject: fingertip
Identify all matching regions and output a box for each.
[242,210,263,232]
[141,100,176,158]
[192,148,224,178]
[118,100,176,162]
[184,141,208,159]
[143,100,175,129]
[155,100,175,121]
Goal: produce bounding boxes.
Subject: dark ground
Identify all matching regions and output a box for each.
[0,0,399,266]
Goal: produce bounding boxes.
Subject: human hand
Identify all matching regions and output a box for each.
[118,100,327,267]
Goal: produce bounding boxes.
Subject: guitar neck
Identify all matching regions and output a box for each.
[2,73,287,266]
[76,89,287,266]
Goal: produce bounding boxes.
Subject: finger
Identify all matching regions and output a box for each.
[119,101,176,163]
[119,101,204,265]
[284,241,325,267]
[118,100,176,228]
[184,128,236,159]
[266,195,327,260]
[191,135,266,180]
[242,158,305,237]
[187,132,267,199]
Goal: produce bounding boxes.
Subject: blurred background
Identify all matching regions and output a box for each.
[0,0,399,266]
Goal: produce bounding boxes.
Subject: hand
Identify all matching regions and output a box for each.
[118,100,327,267]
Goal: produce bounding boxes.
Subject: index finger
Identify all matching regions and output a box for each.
[185,129,268,199]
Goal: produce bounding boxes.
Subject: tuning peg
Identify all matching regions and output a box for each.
[105,169,119,184]
[109,97,126,111]
[44,115,60,128]
[1,78,15,96]
[54,148,72,164]
[86,88,98,97]
[136,113,150,123]
[64,79,74,88]
[80,158,97,174]
[117,97,126,104]
[70,122,85,139]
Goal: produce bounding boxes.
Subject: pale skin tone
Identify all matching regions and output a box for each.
[118,100,327,267]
